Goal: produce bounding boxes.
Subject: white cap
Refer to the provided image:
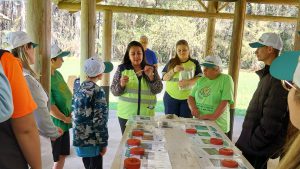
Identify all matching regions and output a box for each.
[249,32,283,51]
[7,31,38,49]
[51,44,70,59]
[84,56,113,77]
[200,55,223,68]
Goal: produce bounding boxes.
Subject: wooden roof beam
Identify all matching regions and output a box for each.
[247,0,298,5]
[217,2,229,12]
[196,0,208,12]
[57,3,297,23]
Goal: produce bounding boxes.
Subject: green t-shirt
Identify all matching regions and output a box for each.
[190,73,234,133]
[50,70,72,131]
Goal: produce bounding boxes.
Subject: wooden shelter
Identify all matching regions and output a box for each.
[27,0,300,139]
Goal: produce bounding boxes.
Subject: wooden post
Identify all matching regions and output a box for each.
[80,0,96,80]
[26,0,51,94]
[101,10,113,103]
[205,1,218,56]
[294,0,300,50]
[228,0,247,140]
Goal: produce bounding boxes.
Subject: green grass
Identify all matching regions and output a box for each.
[60,57,258,116]
[234,70,259,116]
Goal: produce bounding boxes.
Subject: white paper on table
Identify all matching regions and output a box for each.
[202,158,249,169]
[148,151,172,168]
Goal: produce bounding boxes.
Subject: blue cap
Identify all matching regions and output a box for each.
[249,42,265,48]
[270,50,300,81]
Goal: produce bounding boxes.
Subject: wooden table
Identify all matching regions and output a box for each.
[111,116,254,169]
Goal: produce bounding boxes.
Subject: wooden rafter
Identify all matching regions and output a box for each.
[58,3,297,23]
[196,0,208,11]
[247,0,298,5]
[217,2,229,12]
[54,0,299,6]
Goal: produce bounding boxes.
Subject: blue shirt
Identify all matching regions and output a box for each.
[74,146,101,157]
[145,48,158,65]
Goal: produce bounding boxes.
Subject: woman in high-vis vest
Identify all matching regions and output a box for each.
[162,40,202,118]
[111,41,163,134]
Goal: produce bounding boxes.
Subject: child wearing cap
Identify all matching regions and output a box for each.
[50,44,73,169]
[187,55,234,133]
[72,56,112,169]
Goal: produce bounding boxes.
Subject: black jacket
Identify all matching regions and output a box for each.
[236,65,289,158]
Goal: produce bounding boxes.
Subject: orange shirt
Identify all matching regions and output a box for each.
[0,52,37,118]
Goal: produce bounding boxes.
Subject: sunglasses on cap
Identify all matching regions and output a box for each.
[281,80,298,91]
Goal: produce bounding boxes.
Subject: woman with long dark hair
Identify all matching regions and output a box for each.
[111,41,163,134]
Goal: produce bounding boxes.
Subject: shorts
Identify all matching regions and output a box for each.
[51,130,70,162]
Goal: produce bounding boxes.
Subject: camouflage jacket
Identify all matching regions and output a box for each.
[72,80,108,147]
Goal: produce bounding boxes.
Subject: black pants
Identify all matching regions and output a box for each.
[118,117,128,135]
[243,152,268,169]
[82,155,103,169]
[51,131,70,162]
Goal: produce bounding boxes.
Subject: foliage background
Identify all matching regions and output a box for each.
[0,1,298,68]
[0,0,297,115]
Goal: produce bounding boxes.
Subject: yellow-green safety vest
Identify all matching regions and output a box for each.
[165,60,197,100]
[117,69,156,119]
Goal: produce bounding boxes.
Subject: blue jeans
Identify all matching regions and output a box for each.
[163,92,192,118]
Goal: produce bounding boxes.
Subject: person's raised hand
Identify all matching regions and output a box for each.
[144,65,154,80]
[174,65,184,73]
[178,79,190,88]
[120,75,129,87]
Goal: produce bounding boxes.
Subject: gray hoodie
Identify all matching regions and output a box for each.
[24,69,60,139]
